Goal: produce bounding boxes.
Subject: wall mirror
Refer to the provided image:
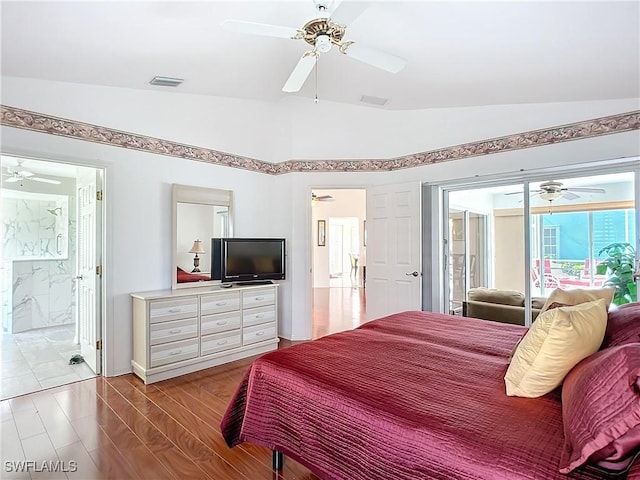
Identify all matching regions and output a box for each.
[172,184,233,289]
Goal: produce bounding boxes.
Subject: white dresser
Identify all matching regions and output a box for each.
[131,283,279,384]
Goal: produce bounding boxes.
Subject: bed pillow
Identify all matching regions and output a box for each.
[504,299,607,398]
[540,287,614,313]
[560,343,640,474]
[601,302,640,349]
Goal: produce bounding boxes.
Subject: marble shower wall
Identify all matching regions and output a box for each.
[1,191,76,333]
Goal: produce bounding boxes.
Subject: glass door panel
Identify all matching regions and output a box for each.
[529,172,636,304]
[447,184,528,322]
[446,188,505,316]
[448,210,466,314]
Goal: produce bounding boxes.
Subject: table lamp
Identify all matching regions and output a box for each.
[189,239,205,272]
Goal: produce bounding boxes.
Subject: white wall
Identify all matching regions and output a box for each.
[1,75,638,370]
[284,96,640,160]
[1,77,288,163]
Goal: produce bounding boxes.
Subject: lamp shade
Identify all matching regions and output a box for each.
[188,240,205,254]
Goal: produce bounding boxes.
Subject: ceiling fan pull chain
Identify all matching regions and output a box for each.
[314,55,319,103]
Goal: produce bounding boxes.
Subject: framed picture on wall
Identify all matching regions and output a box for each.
[317,220,326,246]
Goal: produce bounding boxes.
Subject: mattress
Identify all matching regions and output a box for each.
[221,310,616,479]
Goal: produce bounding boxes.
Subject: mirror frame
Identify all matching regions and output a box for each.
[172,184,233,290]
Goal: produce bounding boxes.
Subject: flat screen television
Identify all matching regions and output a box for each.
[215,238,286,283]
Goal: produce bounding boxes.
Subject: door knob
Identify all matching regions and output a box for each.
[405,271,420,277]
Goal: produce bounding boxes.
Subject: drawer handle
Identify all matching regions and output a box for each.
[168,329,182,334]
[168,308,182,313]
[255,314,264,319]
[216,320,227,326]
[217,340,228,346]
[254,296,264,301]
[255,331,264,336]
[169,350,183,356]
[216,302,227,306]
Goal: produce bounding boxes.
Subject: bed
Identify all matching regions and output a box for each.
[221,309,640,479]
[176,266,211,283]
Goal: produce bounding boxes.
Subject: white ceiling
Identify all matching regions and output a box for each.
[2,1,639,110]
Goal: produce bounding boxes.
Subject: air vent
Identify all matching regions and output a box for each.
[149,76,184,87]
[360,95,388,106]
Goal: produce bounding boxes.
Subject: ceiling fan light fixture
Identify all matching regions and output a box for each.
[315,34,332,53]
[539,191,563,201]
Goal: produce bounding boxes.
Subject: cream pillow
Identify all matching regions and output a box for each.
[540,287,614,313]
[504,299,607,398]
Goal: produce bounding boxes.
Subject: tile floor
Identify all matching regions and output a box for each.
[1,324,95,400]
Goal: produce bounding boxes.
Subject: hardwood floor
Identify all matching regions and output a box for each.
[0,287,366,480]
[312,287,366,338]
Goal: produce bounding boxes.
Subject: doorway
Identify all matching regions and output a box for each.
[0,155,103,399]
[311,188,366,338]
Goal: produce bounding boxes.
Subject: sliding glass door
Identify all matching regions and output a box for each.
[446,185,520,315]
[443,168,638,325]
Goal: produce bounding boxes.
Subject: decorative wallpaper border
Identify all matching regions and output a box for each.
[1,104,638,175]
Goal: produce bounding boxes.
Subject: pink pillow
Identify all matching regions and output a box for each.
[560,343,640,474]
[602,302,640,349]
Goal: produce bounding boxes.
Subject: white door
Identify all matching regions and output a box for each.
[76,168,102,374]
[365,182,422,320]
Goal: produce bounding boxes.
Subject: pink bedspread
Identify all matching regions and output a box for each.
[221,311,615,479]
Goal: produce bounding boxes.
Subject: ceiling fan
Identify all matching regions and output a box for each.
[2,162,61,186]
[506,181,606,202]
[222,0,407,93]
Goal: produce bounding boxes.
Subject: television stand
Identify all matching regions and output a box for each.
[235,280,274,286]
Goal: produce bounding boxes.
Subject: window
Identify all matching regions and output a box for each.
[543,225,559,260]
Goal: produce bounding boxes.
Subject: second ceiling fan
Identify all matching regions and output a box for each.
[505,181,606,202]
[3,161,61,186]
[222,0,407,93]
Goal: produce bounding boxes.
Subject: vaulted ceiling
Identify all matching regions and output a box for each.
[2,1,639,111]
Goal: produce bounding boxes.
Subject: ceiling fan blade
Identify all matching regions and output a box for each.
[341,42,406,73]
[5,177,19,183]
[282,52,317,93]
[505,189,544,196]
[17,170,34,178]
[31,177,61,185]
[330,1,369,26]
[316,195,334,201]
[562,191,580,200]
[221,20,299,39]
[565,187,606,194]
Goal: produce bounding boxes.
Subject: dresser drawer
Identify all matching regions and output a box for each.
[201,311,241,336]
[150,318,198,346]
[200,292,240,316]
[243,305,276,328]
[243,322,277,346]
[242,289,276,309]
[150,338,198,368]
[149,297,197,324]
[201,330,241,356]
